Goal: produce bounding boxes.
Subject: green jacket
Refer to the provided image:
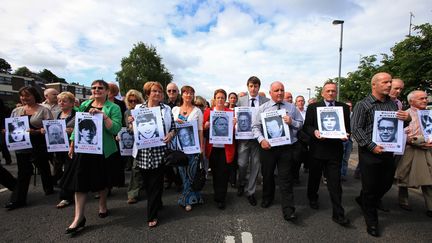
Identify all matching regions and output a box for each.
[71,99,122,158]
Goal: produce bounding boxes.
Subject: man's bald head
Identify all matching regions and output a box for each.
[389,78,404,100]
[44,88,59,104]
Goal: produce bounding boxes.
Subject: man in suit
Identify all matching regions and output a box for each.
[236,76,269,206]
[252,81,303,222]
[303,81,351,227]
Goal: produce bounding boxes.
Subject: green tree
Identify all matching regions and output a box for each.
[116,42,173,95]
[13,66,34,77]
[38,69,67,83]
[0,58,12,74]
[381,23,432,95]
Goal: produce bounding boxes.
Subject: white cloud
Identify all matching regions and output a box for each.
[0,0,430,100]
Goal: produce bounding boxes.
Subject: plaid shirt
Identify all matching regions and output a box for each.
[135,102,175,169]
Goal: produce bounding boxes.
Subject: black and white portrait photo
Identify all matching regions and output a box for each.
[178,126,195,147]
[120,130,134,149]
[376,117,398,143]
[5,116,32,151]
[47,124,65,145]
[265,116,285,139]
[132,106,165,149]
[320,111,340,131]
[78,118,97,145]
[237,111,252,132]
[8,120,26,143]
[419,110,432,139]
[317,106,347,139]
[136,113,159,140]
[212,115,229,137]
[235,107,255,140]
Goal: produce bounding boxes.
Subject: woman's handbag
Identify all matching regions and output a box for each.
[163,137,188,167]
[191,154,206,191]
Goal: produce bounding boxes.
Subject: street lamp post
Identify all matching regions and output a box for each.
[307,88,311,100]
[333,19,344,101]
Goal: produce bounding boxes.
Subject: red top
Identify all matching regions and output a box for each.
[203,107,236,163]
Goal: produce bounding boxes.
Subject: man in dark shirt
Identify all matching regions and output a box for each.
[351,72,411,237]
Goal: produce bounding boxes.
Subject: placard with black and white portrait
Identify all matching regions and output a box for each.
[418,109,432,143]
[74,112,103,154]
[260,109,291,147]
[176,121,200,154]
[132,106,165,149]
[372,111,403,153]
[118,127,134,156]
[317,106,347,139]
[5,116,32,151]
[235,107,256,139]
[209,110,233,145]
[43,119,69,152]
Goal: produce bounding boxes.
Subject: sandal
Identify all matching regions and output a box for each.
[57,200,71,209]
[148,219,158,228]
[185,205,192,212]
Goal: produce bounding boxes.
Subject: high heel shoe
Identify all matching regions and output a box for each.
[65,217,86,234]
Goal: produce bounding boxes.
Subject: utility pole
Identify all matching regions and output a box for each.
[408,12,415,37]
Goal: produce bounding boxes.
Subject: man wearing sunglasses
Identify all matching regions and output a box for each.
[166,82,180,109]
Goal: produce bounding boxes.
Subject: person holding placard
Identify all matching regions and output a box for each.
[5,87,54,211]
[351,72,411,237]
[129,81,176,228]
[64,80,122,234]
[172,85,204,212]
[395,90,432,217]
[204,89,236,210]
[303,81,351,227]
[252,81,303,222]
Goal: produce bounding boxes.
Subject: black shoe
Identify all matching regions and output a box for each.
[65,217,86,234]
[399,204,412,211]
[4,202,26,211]
[261,200,272,208]
[332,216,350,227]
[237,186,244,197]
[426,210,432,217]
[309,200,319,210]
[366,225,379,237]
[247,195,257,206]
[98,210,110,218]
[284,210,297,222]
[217,202,226,210]
[377,201,390,212]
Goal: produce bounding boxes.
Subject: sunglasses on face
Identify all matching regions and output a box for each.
[91,86,104,90]
[128,99,137,103]
[167,90,177,93]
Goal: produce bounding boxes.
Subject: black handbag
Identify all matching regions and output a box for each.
[163,136,188,167]
[191,154,206,191]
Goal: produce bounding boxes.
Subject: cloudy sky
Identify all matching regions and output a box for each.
[1,0,430,99]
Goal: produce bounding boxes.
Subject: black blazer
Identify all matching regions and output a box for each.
[303,101,351,160]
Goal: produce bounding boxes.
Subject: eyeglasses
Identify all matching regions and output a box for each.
[167,90,177,93]
[378,127,395,132]
[128,99,138,103]
[91,86,104,90]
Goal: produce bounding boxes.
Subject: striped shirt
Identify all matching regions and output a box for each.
[351,94,397,151]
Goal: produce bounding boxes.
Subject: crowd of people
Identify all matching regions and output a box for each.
[0,72,431,238]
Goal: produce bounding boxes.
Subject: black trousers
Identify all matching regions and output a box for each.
[292,141,309,180]
[0,164,16,190]
[57,152,74,201]
[210,148,230,203]
[10,151,53,204]
[260,144,295,214]
[0,133,11,163]
[358,147,395,226]
[307,157,345,218]
[140,166,164,222]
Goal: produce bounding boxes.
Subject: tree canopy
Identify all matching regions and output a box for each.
[315,23,432,105]
[0,58,12,74]
[116,42,173,96]
[13,66,34,77]
[38,69,66,83]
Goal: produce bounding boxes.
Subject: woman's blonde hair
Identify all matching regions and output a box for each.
[125,89,144,109]
[57,91,75,103]
[143,81,163,99]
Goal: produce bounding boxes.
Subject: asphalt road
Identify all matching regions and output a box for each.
[1,146,431,242]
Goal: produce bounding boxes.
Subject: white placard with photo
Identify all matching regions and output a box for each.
[176,121,200,154]
[209,110,233,145]
[317,106,347,139]
[261,109,291,147]
[5,116,32,151]
[74,112,103,154]
[132,106,165,149]
[43,119,69,152]
[118,127,134,156]
[372,111,403,153]
[418,109,432,143]
[235,107,257,140]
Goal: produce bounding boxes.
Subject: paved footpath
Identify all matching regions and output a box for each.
[0,146,431,242]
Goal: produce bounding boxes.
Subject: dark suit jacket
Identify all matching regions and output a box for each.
[303,101,351,160]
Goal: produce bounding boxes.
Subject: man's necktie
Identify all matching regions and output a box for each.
[277,103,281,110]
[251,98,256,107]
[329,102,334,107]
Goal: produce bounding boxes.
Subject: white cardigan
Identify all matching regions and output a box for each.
[172,106,203,131]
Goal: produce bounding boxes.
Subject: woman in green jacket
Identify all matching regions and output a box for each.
[63,80,122,235]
